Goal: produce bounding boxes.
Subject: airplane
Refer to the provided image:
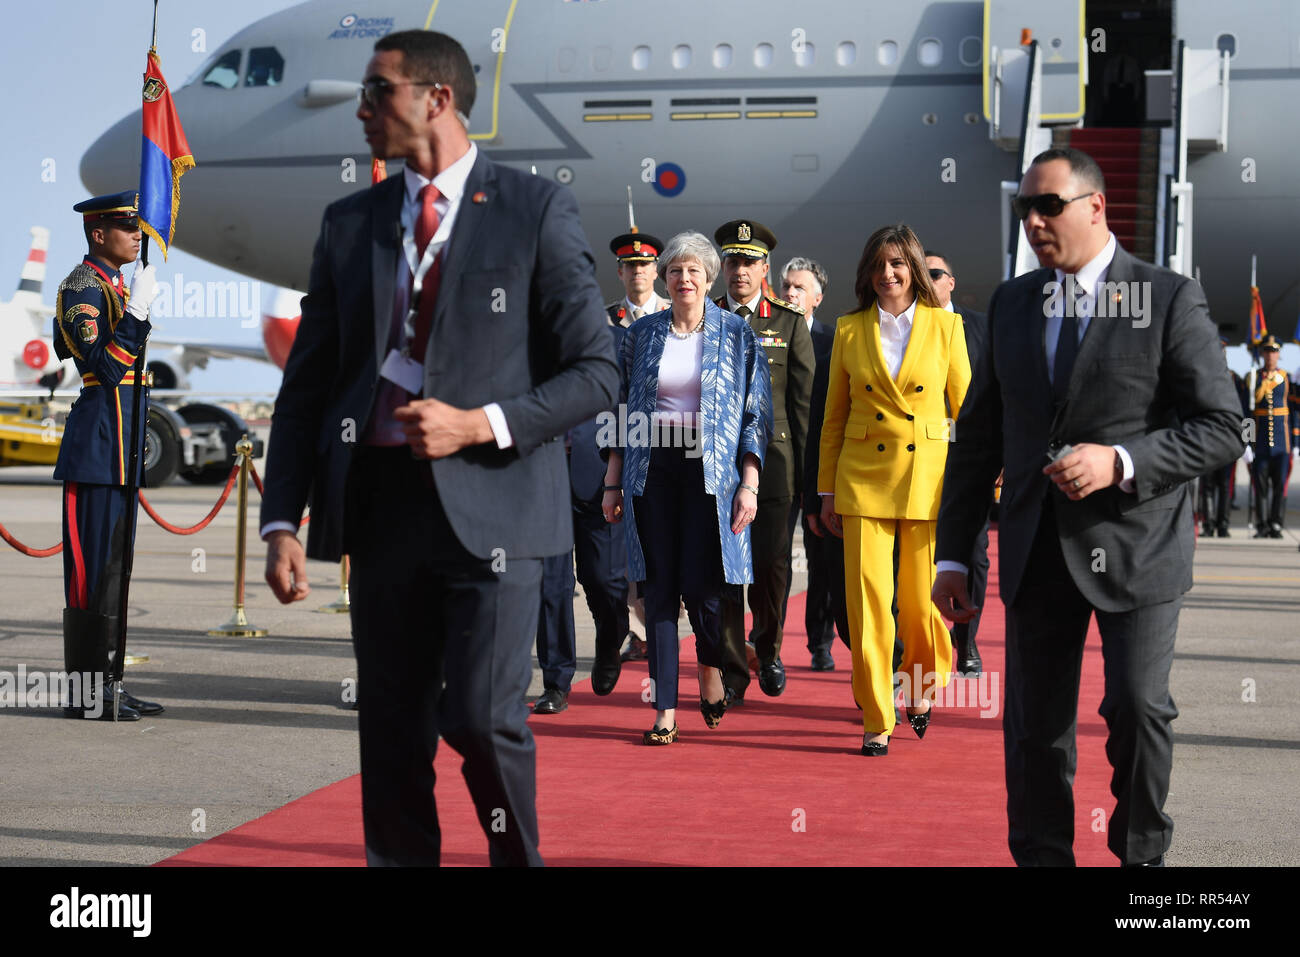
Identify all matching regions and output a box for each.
[77,0,1299,345]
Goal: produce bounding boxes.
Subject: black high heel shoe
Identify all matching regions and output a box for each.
[906,703,933,739]
[861,733,889,756]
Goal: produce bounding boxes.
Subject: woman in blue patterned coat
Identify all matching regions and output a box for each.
[601,231,772,744]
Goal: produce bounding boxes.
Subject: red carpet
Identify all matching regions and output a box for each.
[160,530,1119,866]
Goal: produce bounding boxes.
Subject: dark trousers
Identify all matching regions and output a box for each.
[536,551,576,693]
[800,513,849,653]
[61,482,137,682]
[633,441,725,711]
[1005,508,1179,866]
[1252,452,1288,530]
[1199,465,1231,530]
[952,515,990,648]
[572,495,630,657]
[720,494,794,692]
[346,447,543,867]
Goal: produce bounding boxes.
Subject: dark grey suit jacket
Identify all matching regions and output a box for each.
[261,152,619,561]
[937,244,1244,612]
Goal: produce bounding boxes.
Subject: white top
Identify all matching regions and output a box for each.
[654,332,703,427]
[878,298,917,380]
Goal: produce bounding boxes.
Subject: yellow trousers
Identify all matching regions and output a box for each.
[842,516,953,735]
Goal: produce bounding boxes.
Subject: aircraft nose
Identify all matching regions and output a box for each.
[80,111,140,196]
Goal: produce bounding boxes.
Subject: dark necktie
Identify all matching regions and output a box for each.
[411,184,443,365]
[736,304,752,319]
[1052,278,1085,405]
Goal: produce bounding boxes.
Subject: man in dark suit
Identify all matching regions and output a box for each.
[932,147,1243,866]
[925,250,989,676]
[260,30,618,867]
[714,220,814,701]
[780,257,839,671]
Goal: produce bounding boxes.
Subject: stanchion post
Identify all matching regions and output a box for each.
[317,555,350,613]
[208,435,268,637]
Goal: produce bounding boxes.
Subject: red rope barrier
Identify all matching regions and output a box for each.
[137,461,239,535]
[0,522,61,557]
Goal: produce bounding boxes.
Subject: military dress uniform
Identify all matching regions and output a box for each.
[1248,338,1293,538]
[1199,357,1244,537]
[53,191,161,720]
[713,220,814,699]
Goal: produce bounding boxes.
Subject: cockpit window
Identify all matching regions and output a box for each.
[245,47,285,87]
[202,49,242,89]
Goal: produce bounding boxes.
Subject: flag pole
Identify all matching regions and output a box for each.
[110,0,160,721]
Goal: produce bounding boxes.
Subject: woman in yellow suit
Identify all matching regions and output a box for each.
[819,224,970,756]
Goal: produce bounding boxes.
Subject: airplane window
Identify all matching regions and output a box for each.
[959,36,981,67]
[672,45,692,70]
[632,46,651,70]
[795,42,815,67]
[245,47,285,87]
[918,38,942,67]
[713,44,733,69]
[754,43,774,68]
[877,40,898,67]
[836,42,857,67]
[1216,34,1236,58]
[202,50,241,89]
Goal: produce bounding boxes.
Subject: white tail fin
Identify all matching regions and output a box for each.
[15,226,50,305]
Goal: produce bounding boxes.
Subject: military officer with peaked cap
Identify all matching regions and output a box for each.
[1248,334,1293,538]
[713,219,814,701]
[602,230,670,662]
[53,190,164,720]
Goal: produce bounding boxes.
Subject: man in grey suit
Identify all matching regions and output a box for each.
[932,148,1243,866]
[261,30,618,866]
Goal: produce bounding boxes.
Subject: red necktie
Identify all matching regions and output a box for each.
[411,184,442,366]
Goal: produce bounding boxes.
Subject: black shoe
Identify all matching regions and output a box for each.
[699,695,727,729]
[1124,854,1164,867]
[1217,525,1230,538]
[810,647,835,671]
[906,705,932,739]
[1270,525,1284,539]
[758,657,786,696]
[861,737,889,756]
[532,689,569,714]
[620,633,648,662]
[119,689,164,716]
[1252,528,1270,538]
[955,635,983,677]
[724,686,745,708]
[1199,524,1214,538]
[591,641,622,696]
[63,695,141,722]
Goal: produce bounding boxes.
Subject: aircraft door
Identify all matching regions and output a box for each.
[425,0,519,143]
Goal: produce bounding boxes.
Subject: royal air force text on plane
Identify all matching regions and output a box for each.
[330,15,396,40]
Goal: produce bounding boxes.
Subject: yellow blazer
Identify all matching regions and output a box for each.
[818,302,971,520]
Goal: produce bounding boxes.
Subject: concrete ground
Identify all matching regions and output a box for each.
[0,441,1295,867]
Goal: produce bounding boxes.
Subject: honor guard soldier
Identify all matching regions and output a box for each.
[605,231,669,661]
[53,190,163,720]
[714,219,814,700]
[1247,335,1293,538]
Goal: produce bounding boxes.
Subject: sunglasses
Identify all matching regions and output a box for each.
[1011,192,1095,220]
[358,77,443,108]
[927,268,951,281]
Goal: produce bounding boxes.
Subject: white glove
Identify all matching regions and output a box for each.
[1243,445,1255,465]
[126,264,159,320]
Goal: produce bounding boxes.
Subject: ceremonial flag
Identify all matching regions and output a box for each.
[1249,285,1267,346]
[138,50,195,259]
[371,157,387,183]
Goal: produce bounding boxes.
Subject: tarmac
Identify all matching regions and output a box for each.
[0,431,1296,867]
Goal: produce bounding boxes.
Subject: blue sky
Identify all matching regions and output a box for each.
[1,0,301,393]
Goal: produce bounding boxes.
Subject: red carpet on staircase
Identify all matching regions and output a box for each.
[159,529,1121,867]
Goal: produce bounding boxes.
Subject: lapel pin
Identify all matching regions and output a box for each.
[472,191,488,204]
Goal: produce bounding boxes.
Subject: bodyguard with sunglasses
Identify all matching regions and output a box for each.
[932,147,1243,866]
[261,30,617,866]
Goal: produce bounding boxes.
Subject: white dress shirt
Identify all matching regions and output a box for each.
[623,293,670,323]
[727,292,763,316]
[878,298,917,380]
